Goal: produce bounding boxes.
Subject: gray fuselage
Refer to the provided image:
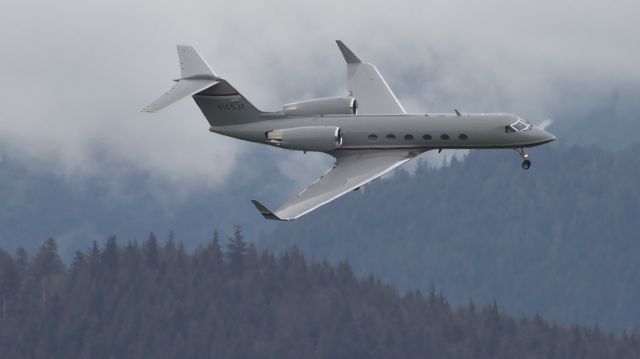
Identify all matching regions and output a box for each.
[146,43,557,221]
[211,112,556,153]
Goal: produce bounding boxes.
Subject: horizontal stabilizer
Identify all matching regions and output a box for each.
[143,45,220,112]
[142,79,218,112]
[251,200,284,221]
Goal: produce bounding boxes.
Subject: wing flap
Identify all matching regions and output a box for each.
[255,150,419,221]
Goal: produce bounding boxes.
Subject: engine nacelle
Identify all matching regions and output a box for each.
[283,97,357,116]
[267,126,343,152]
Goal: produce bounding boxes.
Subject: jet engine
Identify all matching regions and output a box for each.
[266,126,343,152]
[283,97,357,116]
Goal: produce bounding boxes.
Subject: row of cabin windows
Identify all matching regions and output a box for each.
[368,134,468,141]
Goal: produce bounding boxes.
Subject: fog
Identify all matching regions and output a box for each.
[1,0,638,193]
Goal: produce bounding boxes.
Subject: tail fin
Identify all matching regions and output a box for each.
[142,45,218,113]
[177,45,215,79]
[143,45,264,126]
[191,78,264,126]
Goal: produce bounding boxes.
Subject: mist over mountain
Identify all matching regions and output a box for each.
[2,39,640,333]
[0,152,277,257]
[3,1,640,355]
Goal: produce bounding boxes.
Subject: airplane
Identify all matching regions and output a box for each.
[143,41,556,221]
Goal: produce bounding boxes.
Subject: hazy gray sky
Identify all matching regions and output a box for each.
[1,0,638,192]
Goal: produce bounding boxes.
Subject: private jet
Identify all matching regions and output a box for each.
[143,41,556,221]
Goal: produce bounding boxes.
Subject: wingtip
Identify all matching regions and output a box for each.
[251,200,283,221]
[336,40,361,64]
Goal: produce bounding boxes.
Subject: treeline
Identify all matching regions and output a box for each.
[1,230,639,358]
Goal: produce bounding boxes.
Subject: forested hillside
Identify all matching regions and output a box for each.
[1,233,639,358]
[261,143,640,332]
[2,142,640,332]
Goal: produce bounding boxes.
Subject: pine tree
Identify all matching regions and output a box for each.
[102,236,119,270]
[0,249,18,322]
[27,238,66,313]
[14,247,28,274]
[144,232,159,267]
[31,238,65,278]
[226,225,248,277]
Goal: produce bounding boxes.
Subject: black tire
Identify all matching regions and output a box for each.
[522,159,531,170]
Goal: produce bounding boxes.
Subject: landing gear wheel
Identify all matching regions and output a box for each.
[514,148,531,170]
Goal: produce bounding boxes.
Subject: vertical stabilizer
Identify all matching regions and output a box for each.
[143,45,267,125]
[143,45,219,112]
[177,45,216,79]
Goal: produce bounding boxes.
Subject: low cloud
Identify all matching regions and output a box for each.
[1,0,638,192]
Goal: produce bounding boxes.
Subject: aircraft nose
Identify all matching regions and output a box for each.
[533,127,556,145]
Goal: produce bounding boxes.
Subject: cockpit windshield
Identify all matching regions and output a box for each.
[506,118,531,133]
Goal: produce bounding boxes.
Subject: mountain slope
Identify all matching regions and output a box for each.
[2,141,640,332]
[260,143,640,332]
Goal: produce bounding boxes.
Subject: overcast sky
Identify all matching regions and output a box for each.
[1,0,638,194]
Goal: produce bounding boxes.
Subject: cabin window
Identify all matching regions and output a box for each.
[386,134,396,140]
[368,134,378,141]
[422,134,432,140]
[440,134,450,140]
[459,134,468,140]
[404,134,414,140]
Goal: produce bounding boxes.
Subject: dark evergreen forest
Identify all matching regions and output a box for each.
[1,231,640,358]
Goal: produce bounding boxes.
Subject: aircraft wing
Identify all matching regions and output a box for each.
[336,41,406,115]
[252,150,420,221]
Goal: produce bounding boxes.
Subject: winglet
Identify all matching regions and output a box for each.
[251,200,283,221]
[336,40,361,64]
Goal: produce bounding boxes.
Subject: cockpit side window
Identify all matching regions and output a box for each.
[507,118,531,133]
[513,122,528,131]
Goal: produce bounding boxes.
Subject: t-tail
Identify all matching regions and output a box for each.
[143,45,265,126]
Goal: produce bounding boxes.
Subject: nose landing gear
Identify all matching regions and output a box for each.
[514,148,531,170]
